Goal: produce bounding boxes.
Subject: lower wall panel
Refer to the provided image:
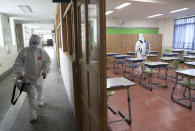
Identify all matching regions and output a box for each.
[59,49,75,112]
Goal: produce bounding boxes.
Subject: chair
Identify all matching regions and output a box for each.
[164,49,170,53]
[140,61,159,91]
[114,55,131,74]
[107,91,116,114]
[167,60,187,79]
[106,75,116,114]
[171,74,195,109]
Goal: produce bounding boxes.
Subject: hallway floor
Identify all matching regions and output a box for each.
[107,63,195,131]
[0,47,77,131]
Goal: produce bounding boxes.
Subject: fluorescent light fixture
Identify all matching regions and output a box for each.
[106,11,114,15]
[147,14,163,18]
[18,5,33,13]
[169,8,189,13]
[130,0,160,3]
[115,3,131,10]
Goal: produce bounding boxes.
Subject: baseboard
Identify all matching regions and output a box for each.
[0,67,14,81]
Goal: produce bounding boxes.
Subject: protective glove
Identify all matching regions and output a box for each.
[42,72,47,79]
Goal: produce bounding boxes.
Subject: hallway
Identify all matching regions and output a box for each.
[0,47,77,131]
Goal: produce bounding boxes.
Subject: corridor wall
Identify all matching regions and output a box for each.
[0,14,17,76]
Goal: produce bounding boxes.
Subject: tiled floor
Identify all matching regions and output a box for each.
[0,47,77,131]
[107,63,195,131]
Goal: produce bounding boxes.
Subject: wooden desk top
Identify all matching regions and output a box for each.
[176,69,195,77]
[147,54,158,57]
[159,57,179,61]
[184,61,195,66]
[127,52,136,54]
[126,58,146,61]
[114,55,130,58]
[107,53,119,56]
[183,56,195,59]
[144,62,169,68]
[163,53,178,55]
[187,51,195,54]
[107,77,135,91]
[171,49,184,53]
[150,51,159,54]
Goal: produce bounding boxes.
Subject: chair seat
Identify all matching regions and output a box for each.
[126,64,139,68]
[178,80,195,88]
[107,91,115,96]
[116,62,125,64]
[176,67,188,71]
[144,69,158,74]
[168,65,176,69]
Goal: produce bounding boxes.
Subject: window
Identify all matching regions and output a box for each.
[173,16,195,50]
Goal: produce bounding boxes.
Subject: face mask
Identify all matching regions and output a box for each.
[31,44,38,50]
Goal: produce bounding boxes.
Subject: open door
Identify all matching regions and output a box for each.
[76,0,106,130]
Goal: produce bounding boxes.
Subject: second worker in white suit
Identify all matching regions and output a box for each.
[135,34,147,75]
[14,34,51,122]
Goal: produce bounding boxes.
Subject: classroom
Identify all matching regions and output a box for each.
[106,0,195,131]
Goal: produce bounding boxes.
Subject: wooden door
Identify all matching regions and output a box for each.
[76,0,106,130]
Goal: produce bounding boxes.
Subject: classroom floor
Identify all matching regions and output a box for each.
[107,63,195,131]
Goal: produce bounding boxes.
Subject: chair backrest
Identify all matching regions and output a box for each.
[164,49,170,53]
[172,60,180,67]
[142,60,151,67]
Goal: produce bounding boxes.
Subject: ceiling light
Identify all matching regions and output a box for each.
[147,14,163,18]
[106,11,114,15]
[18,5,33,13]
[115,3,131,10]
[129,0,160,3]
[169,8,189,13]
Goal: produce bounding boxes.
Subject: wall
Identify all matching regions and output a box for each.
[158,18,174,51]
[59,49,75,112]
[0,14,17,75]
[10,18,16,46]
[22,25,33,47]
[106,18,159,28]
[106,28,158,34]
[15,24,24,51]
[107,34,162,56]
[106,17,175,52]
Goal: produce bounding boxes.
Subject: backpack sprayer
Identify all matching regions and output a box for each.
[11,77,30,105]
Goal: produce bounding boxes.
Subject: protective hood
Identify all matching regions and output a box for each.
[138,34,144,42]
[29,34,41,47]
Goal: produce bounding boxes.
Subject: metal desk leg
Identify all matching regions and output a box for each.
[183,87,187,97]
[107,104,117,115]
[150,73,153,91]
[113,61,116,73]
[171,73,178,99]
[164,67,168,88]
[118,88,131,124]
[140,72,152,91]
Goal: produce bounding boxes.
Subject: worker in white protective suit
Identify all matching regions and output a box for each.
[14,34,51,122]
[135,34,146,75]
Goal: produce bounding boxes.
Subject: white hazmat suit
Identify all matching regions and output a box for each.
[135,34,147,74]
[135,34,146,59]
[14,34,51,122]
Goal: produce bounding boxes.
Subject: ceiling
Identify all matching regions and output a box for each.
[106,0,195,19]
[24,23,54,33]
[0,0,56,24]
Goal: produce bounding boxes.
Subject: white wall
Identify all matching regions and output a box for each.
[158,19,174,51]
[59,49,75,112]
[0,14,17,75]
[106,18,159,28]
[23,25,33,47]
[10,18,17,46]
